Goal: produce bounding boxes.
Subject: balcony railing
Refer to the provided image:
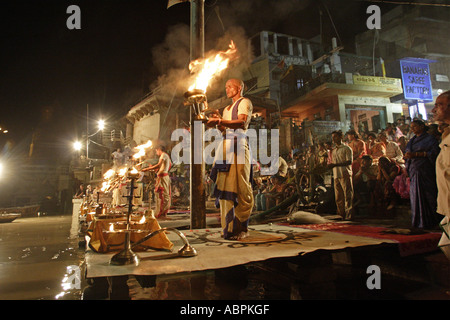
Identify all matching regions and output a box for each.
[281,72,347,105]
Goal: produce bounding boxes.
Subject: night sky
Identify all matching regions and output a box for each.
[0,0,382,150]
[0,0,190,144]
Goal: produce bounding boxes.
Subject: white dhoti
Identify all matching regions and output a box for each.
[154,173,171,218]
[211,135,254,239]
[112,184,125,206]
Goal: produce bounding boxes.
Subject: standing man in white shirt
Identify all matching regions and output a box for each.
[143,145,172,218]
[328,130,354,220]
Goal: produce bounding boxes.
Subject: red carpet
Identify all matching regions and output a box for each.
[282,222,441,257]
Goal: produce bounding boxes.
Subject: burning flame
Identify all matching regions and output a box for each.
[101,181,110,192]
[130,167,139,176]
[188,40,237,92]
[103,169,115,180]
[133,140,153,159]
[118,167,128,177]
[109,223,115,232]
[138,215,146,224]
[100,141,151,195]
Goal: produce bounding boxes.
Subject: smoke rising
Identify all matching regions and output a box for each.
[149,24,190,97]
[149,23,253,99]
[148,0,314,98]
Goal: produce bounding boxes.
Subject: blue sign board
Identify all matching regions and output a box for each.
[400,59,433,101]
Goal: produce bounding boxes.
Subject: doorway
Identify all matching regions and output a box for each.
[345,105,386,134]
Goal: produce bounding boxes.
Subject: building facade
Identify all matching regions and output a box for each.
[241,30,404,147]
[355,5,450,120]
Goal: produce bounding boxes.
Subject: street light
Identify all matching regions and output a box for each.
[98,120,105,131]
[73,141,82,151]
[84,117,107,159]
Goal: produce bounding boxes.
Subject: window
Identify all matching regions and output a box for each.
[277,36,289,55]
[292,38,299,56]
[268,33,275,54]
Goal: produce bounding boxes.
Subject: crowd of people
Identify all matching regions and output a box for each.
[210,112,446,231]
[74,115,447,232]
[286,115,447,229]
[73,115,447,232]
[72,83,450,270]
[74,80,449,240]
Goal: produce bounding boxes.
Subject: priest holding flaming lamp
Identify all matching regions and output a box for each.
[142,144,172,218]
[206,78,254,240]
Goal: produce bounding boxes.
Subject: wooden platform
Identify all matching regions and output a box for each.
[85,223,394,279]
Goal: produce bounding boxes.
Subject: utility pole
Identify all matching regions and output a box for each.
[190,0,206,229]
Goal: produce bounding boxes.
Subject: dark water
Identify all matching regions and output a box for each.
[2,214,448,300]
[0,215,85,300]
[0,214,292,300]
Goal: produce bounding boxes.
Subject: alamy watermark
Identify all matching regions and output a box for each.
[170,122,280,176]
[366,5,381,30]
[66,4,381,31]
[62,265,81,290]
[366,265,381,290]
[66,5,81,30]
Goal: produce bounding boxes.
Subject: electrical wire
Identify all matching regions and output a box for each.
[321,0,343,47]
